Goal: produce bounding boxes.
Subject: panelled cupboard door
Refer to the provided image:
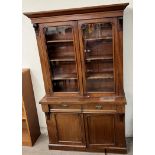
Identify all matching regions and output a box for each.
[47,113,86,146]
[78,18,116,96]
[39,21,83,96]
[84,113,116,149]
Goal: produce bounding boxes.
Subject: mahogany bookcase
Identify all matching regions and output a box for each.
[24,3,129,153]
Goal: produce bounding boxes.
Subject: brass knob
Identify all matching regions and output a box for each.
[61,104,68,107]
[96,105,102,109]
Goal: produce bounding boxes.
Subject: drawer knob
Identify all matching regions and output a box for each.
[96,105,102,109]
[61,104,69,107]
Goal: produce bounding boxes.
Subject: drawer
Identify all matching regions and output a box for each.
[82,103,116,113]
[49,104,81,112]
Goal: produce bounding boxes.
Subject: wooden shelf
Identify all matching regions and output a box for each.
[53,74,77,80]
[87,73,113,79]
[50,58,75,62]
[87,68,113,73]
[85,36,112,41]
[22,127,31,145]
[101,68,113,72]
[22,119,31,145]
[86,87,114,92]
[22,106,26,120]
[22,116,26,120]
[22,69,41,146]
[47,39,73,43]
[86,55,113,61]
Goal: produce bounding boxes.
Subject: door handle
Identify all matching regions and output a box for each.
[95,105,103,109]
[61,104,69,107]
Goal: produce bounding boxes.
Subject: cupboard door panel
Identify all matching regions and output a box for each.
[85,113,115,148]
[56,114,82,142]
[78,18,116,94]
[47,113,85,145]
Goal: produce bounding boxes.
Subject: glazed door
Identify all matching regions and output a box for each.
[39,21,82,96]
[84,113,116,149]
[78,18,115,95]
[47,112,86,148]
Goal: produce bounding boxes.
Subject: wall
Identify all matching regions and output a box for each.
[22,0,133,137]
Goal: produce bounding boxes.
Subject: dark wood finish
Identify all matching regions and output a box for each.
[40,95,126,105]
[22,69,41,146]
[84,114,115,147]
[38,21,83,95]
[24,3,128,154]
[24,3,128,18]
[82,103,116,113]
[46,112,86,146]
[29,11,124,24]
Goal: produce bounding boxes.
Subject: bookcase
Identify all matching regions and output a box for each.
[22,69,41,146]
[24,3,128,153]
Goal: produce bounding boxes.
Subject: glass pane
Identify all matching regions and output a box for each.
[46,26,72,41]
[45,25,78,92]
[81,22,114,92]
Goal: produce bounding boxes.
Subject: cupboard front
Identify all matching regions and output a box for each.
[47,112,86,150]
[39,18,117,96]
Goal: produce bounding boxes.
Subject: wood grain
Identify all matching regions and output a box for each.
[22,69,41,146]
[24,3,128,153]
[24,3,129,18]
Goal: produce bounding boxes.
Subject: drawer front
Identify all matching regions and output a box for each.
[82,103,116,113]
[50,104,81,112]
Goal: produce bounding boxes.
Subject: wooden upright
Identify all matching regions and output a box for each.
[22,69,41,146]
[24,3,129,153]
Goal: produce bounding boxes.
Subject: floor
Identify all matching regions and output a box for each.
[22,134,133,155]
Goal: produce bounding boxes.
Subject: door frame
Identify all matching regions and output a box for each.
[84,113,116,149]
[77,18,116,97]
[39,21,83,96]
[47,112,86,146]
